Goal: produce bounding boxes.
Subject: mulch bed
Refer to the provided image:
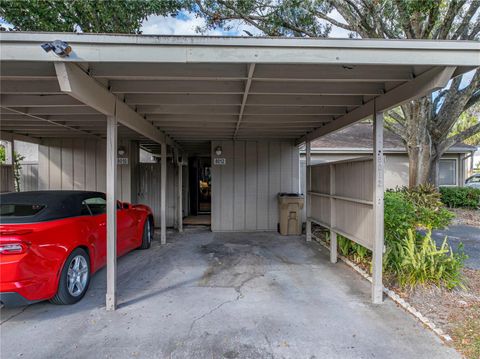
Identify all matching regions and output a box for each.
[450,208,480,227]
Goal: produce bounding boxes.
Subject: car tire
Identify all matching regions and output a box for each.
[50,248,91,305]
[139,218,153,250]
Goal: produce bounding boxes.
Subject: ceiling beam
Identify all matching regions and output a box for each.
[0,94,83,107]
[234,64,255,138]
[297,66,456,144]
[110,80,244,94]
[126,94,242,105]
[0,106,102,139]
[0,130,42,144]
[247,95,364,106]
[54,62,178,148]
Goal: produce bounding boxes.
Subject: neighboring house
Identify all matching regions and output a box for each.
[300,122,476,191]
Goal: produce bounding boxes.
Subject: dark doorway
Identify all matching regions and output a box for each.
[188,157,211,216]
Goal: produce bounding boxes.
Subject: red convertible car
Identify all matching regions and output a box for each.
[0,191,154,307]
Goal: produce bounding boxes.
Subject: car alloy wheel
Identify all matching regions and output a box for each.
[67,255,89,297]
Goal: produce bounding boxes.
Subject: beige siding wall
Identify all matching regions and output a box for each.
[302,153,465,191]
[38,138,139,202]
[138,162,177,227]
[211,140,300,232]
[0,165,15,193]
[19,163,38,191]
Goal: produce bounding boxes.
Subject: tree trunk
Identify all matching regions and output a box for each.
[407,142,433,187]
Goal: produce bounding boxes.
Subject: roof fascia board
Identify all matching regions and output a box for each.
[1,34,478,67]
[297,66,456,145]
[54,62,177,148]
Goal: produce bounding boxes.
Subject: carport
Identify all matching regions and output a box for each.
[1,33,478,310]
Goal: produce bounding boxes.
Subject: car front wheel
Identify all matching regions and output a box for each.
[50,248,91,305]
[139,219,153,250]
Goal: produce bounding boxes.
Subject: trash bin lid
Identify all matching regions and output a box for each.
[278,192,303,197]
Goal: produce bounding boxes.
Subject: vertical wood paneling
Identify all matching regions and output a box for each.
[220,141,234,231]
[38,144,49,190]
[292,147,300,193]
[281,142,292,192]
[36,138,136,202]
[73,139,86,190]
[96,141,106,193]
[0,165,15,192]
[256,141,270,230]
[268,142,281,229]
[233,141,246,230]
[61,139,74,189]
[245,141,258,230]
[212,140,299,232]
[49,139,62,189]
[85,139,97,190]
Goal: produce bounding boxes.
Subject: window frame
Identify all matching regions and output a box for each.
[438,158,458,187]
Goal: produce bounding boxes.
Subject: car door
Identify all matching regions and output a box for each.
[82,197,107,268]
[116,202,138,254]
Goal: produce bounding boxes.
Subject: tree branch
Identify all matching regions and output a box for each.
[439,122,480,153]
[452,1,480,39]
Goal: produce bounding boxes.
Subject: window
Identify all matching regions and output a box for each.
[82,197,107,215]
[0,204,45,217]
[439,159,457,186]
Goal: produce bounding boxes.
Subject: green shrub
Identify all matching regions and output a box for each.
[335,185,463,290]
[384,229,466,289]
[439,186,480,209]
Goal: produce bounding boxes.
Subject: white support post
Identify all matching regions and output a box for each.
[305,141,312,242]
[106,114,117,311]
[329,164,337,263]
[372,102,385,304]
[177,152,183,233]
[160,142,167,244]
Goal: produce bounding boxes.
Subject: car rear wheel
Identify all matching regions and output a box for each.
[139,219,153,250]
[50,248,90,305]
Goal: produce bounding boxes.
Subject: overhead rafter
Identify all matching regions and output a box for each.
[297,66,457,145]
[0,106,102,139]
[234,64,255,138]
[54,62,179,149]
[0,130,42,145]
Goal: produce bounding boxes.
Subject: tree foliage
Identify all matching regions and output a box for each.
[194,0,480,186]
[0,0,183,33]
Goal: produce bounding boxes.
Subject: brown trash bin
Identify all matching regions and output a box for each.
[278,193,304,235]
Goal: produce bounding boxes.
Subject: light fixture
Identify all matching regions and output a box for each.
[215,146,222,156]
[41,40,72,57]
[117,146,126,157]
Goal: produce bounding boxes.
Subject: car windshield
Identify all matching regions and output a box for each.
[0,204,46,217]
[467,176,480,183]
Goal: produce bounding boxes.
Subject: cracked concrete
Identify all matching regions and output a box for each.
[0,228,460,358]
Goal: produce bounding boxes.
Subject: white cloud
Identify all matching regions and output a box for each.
[142,13,224,36]
[141,10,352,38]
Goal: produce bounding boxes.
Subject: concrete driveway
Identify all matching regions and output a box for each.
[1,228,459,359]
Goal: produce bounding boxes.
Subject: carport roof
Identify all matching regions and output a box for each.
[1,33,479,154]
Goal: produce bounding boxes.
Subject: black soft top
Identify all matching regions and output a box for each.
[0,190,105,224]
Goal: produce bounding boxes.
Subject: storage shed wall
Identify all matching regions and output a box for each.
[38,138,139,203]
[211,140,300,232]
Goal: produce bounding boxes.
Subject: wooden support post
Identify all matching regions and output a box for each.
[106,114,117,311]
[177,152,183,233]
[160,142,167,244]
[305,141,312,242]
[372,103,385,304]
[329,164,337,263]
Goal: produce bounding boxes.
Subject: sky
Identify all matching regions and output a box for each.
[141,10,351,37]
[1,9,351,38]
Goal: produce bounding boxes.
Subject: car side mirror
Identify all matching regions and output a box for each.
[122,202,131,210]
